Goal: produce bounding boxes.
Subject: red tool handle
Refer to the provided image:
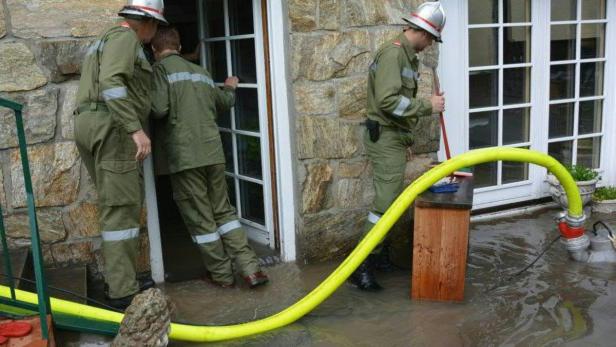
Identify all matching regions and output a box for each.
[432,67,451,160]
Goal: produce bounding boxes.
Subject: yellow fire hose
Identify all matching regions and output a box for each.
[0,147,583,342]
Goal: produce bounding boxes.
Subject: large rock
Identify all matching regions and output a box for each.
[4,209,66,245]
[0,87,58,149]
[136,232,150,273]
[0,4,6,38]
[302,163,333,213]
[112,288,171,347]
[319,0,340,30]
[297,116,360,159]
[336,75,367,119]
[342,0,411,27]
[49,240,94,265]
[59,81,79,140]
[300,210,365,262]
[409,114,440,154]
[293,81,336,115]
[292,31,370,81]
[10,142,81,208]
[338,160,369,178]
[288,0,317,32]
[334,178,365,209]
[7,0,123,39]
[63,202,99,239]
[371,27,401,50]
[0,42,48,92]
[32,39,92,82]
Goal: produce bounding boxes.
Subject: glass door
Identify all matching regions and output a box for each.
[441,0,613,209]
[548,0,606,169]
[467,0,534,206]
[200,0,274,246]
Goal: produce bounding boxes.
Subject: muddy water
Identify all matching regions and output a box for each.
[59,210,616,346]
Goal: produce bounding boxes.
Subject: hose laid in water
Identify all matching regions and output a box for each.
[0,147,583,342]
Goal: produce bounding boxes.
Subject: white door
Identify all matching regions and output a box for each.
[198,0,275,246]
[441,0,616,208]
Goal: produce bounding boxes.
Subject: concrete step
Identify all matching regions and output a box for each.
[19,255,88,305]
[0,248,30,289]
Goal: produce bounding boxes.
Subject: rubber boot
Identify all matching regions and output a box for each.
[348,255,383,292]
[372,245,397,273]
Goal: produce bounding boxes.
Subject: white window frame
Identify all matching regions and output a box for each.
[440,0,616,209]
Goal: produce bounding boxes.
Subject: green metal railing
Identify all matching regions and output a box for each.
[0,97,51,339]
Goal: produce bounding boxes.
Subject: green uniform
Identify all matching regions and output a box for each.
[363,33,433,252]
[74,25,152,299]
[151,53,261,285]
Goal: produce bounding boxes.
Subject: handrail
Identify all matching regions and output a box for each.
[0,97,51,339]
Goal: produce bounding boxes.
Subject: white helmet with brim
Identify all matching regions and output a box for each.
[119,0,168,25]
[402,1,446,43]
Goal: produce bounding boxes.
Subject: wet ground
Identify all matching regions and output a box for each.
[58,209,616,346]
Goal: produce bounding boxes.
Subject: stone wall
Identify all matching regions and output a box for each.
[289,0,441,262]
[0,0,149,276]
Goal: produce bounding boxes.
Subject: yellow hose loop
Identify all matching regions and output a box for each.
[0,148,582,342]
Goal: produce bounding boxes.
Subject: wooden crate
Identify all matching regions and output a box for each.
[411,177,473,302]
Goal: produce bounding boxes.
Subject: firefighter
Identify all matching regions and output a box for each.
[150,27,268,289]
[74,0,167,309]
[349,2,447,291]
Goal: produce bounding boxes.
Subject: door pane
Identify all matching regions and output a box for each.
[218,109,231,129]
[582,0,606,19]
[228,0,254,36]
[579,62,604,97]
[469,111,498,149]
[469,0,498,24]
[577,137,601,168]
[231,39,257,83]
[550,64,575,100]
[474,163,498,188]
[503,108,530,145]
[504,0,530,23]
[551,0,577,21]
[503,67,531,105]
[234,88,260,132]
[579,100,602,135]
[237,134,262,179]
[551,25,576,61]
[469,28,498,67]
[503,146,529,184]
[240,180,265,225]
[581,24,605,59]
[549,103,575,138]
[220,131,234,171]
[504,27,531,64]
[549,141,574,166]
[206,0,225,38]
[469,70,498,108]
[207,41,228,83]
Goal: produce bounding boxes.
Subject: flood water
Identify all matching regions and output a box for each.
[59,209,616,346]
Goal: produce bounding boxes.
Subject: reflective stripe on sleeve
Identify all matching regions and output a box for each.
[402,67,416,79]
[167,72,215,87]
[393,96,411,117]
[102,87,128,101]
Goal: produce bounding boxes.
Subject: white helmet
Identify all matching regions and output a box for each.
[402,1,446,43]
[119,0,168,25]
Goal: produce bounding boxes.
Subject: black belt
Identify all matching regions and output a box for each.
[76,102,109,114]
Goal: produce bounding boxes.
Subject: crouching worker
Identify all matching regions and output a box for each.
[150,27,268,288]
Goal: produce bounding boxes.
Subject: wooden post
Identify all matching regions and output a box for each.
[411,177,473,302]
